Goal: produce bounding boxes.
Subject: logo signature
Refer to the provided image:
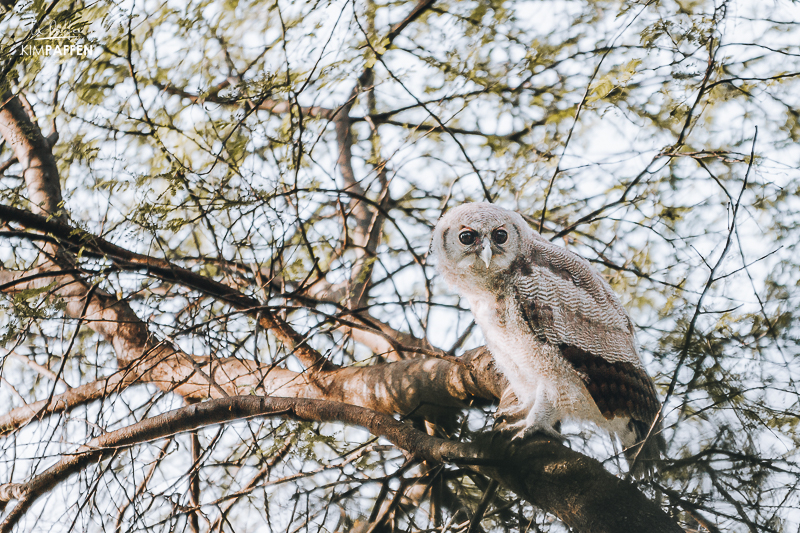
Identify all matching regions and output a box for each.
[18,21,94,57]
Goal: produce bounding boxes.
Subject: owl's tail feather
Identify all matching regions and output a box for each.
[624,418,666,478]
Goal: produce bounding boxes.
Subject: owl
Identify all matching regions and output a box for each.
[432,202,664,473]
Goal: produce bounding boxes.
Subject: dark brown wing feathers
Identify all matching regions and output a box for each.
[560,344,660,424]
[517,291,660,427]
[513,241,664,471]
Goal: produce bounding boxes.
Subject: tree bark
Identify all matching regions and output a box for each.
[0,396,682,533]
[0,6,683,528]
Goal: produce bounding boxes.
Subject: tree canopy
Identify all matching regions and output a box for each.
[1,0,799,531]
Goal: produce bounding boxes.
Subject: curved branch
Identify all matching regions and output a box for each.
[0,396,472,532]
[0,395,682,533]
[0,347,500,437]
[0,95,62,219]
[0,205,333,370]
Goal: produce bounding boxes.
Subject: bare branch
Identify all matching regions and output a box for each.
[0,395,682,533]
[0,205,334,371]
[0,95,63,219]
[2,349,69,388]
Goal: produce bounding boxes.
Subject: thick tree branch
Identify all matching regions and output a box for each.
[0,346,499,437]
[0,205,334,370]
[0,95,63,219]
[0,396,472,532]
[0,395,682,533]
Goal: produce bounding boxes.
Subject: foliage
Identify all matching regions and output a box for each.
[1,0,799,531]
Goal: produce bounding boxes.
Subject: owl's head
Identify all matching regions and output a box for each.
[431,202,531,290]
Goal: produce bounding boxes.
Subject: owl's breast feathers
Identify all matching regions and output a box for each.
[509,243,662,433]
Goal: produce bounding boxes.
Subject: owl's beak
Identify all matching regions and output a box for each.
[480,240,492,268]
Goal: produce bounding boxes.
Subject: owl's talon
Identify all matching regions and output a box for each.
[520,427,564,442]
[494,405,529,421]
[498,420,564,442]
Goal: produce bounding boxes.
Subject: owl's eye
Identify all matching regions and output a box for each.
[459,230,477,245]
[493,229,508,244]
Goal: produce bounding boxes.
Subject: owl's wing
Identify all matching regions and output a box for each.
[513,236,660,427]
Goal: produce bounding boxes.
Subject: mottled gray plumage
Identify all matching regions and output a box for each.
[432,202,663,473]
